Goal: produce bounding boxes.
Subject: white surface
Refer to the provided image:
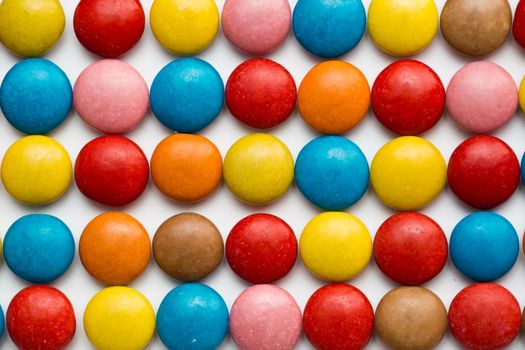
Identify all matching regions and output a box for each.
[1,0,525,349]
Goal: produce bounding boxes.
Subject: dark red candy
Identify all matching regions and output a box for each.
[226,213,297,284]
[371,59,445,135]
[74,0,145,58]
[75,136,149,207]
[225,58,297,129]
[513,1,525,49]
[448,136,520,209]
[373,212,448,285]
[7,285,76,350]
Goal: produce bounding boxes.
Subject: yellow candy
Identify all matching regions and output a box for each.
[519,76,525,114]
[224,133,294,205]
[0,0,65,57]
[150,0,219,55]
[371,136,446,211]
[84,287,155,350]
[300,212,372,282]
[1,136,71,205]
[368,0,438,56]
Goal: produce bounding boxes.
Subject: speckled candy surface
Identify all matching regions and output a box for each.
[513,1,525,50]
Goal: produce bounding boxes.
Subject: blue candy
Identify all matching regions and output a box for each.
[450,212,519,282]
[150,58,224,133]
[3,214,75,283]
[295,136,369,210]
[0,58,72,134]
[157,283,229,350]
[0,305,4,339]
[292,0,366,58]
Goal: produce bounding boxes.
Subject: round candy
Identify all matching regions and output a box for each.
[74,0,145,58]
[4,214,74,283]
[157,283,229,350]
[375,287,447,350]
[230,285,302,350]
[368,0,438,56]
[84,287,155,350]
[226,214,297,284]
[292,0,366,58]
[371,60,445,135]
[151,134,222,202]
[303,284,373,350]
[153,213,223,281]
[150,0,219,55]
[150,58,224,133]
[520,76,525,115]
[514,1,525,50]
[447,62,517,134]
[0,305,4,339]
[449,283,521,350]
[300,212,371,281]
[371,136,446,211]
[298,61,369,134]
[1,135,72,205]
[441,0,512,56]
[448,136,520,209]
[7,286,75,350]
[0,0,65,57]
[374,212,448,285]
[74,59,149,134]
[75,136,149,206]
[1,58,72,134]
[222,0,290,55]
[80,212,151,285]
[224,134,293,205]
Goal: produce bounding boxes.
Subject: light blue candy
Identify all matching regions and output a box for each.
[0,305,4,339]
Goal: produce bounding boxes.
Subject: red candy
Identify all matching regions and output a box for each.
[75,136,149,207]
[448,136,520,209]
[513,1,525,50]
[374,212,448,285]
[7,285,76,350]
[449,283,521,350]
[74,0,145,58]
[226,213,297,284]
[303,284,374,350]
[225,58,297,129]
[371,60,445,135]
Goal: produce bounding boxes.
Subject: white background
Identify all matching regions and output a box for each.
[1,0,525,349]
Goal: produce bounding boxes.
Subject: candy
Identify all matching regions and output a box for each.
[74,0,145,58]
[226,213,297,284]
[226,58,296,129]
[150,0,219,55]
[230,285,302,350]
[7,286,75,350]
[84,287,155,350]
[448,136,520,209]
[300,212,371,281]
[151,134,222,202]
[75,136,149,206]
[80,212,151,285]
[222,0,290,55]
[447,62,517,134]
[375,287,447,350]
[0,59,72,134]
[514,1,525,50]
[371,60,445,135]
[0,306,4,339]
[372,137,446,210]
[1,136,71,205]
[303,284,373,350]
[298,61,369,134]
[449,283,521,350]
[520,76,525,115]
[0,0,65,57]
[374,212,448,285]
[157,283,229,350]
[224,134,293,205]
[150,58,224,133]
[4,214,74,283]
[153,213,223,281]
[292,0,365,58]
[74,59,149,134]
[368,0,438,56]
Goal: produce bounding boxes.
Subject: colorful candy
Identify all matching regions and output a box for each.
[520,76,525,115]
[513,1,525,50]
[0,306,4,339]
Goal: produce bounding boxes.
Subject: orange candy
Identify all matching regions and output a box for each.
[298,61,370,134]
